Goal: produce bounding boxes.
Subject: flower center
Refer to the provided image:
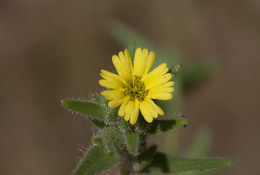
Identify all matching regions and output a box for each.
[124,76,148,101]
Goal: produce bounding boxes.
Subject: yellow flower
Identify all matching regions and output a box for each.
[99,48,174,125]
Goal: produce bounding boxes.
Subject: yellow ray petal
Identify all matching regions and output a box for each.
[99,79,122,89]
[124,49,133,73]
[118,96,130,117]
[161,81,175,88]
[133,48,148,77]
[101,90,123,101]
[124,100,134,121]
[145,73,172,90]
[112,55,127,79]
[142,63,168,84]
[108,98,124,108]
[149,87,175,96]
[146,98,164,116]
[130,100,139,125]
[145,99,158,119]
[149,92,173,100]
[140,101,153,123]
[144,51,155,75]
[118,50,133,77]
[100,69,126,84]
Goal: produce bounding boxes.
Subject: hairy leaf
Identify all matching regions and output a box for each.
[143,152,232,174]
[61,99,107,120]
[148,119,188,134]
[74,145,119,175]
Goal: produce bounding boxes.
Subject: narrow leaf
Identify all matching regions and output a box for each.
[143,152,232,174]
[148,119,188,134]
[61,99,107,120]
[124,132,138,154]
[74,145,119,175]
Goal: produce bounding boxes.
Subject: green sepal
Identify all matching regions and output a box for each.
[142,152,232,174]
[74,145,119,175]
[61,99,107,120]
[124,132,138,154]
[148,119,188,134]
[134,145,157,171]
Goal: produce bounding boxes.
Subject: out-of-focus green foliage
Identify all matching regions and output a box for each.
[74,145,119,175]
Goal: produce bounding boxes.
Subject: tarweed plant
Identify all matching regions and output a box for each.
[61,45,231,175]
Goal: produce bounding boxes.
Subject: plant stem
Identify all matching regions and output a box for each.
[119,167,130,175]
[118,152,132,175]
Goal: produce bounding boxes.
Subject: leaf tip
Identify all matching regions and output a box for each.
[61,99,69,107]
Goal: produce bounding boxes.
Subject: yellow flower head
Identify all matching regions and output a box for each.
[99,48,174,125]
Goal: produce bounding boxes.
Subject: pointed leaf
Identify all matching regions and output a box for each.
[74,145,119,175]
[143,152,232,174]
[124,132,138,154]
[148,119,188,134]
[61,99,107,120]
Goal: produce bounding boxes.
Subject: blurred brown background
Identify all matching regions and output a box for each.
[1,0,260,175]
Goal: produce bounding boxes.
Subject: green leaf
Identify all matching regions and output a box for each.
[134,145,157,171]
[61,99,107,120]
[74,145,119,175]
[124,132,138,154]
[143,152,232,174]
[91,93,106,105]
[148,119,188,134]
[92,120,106,128]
